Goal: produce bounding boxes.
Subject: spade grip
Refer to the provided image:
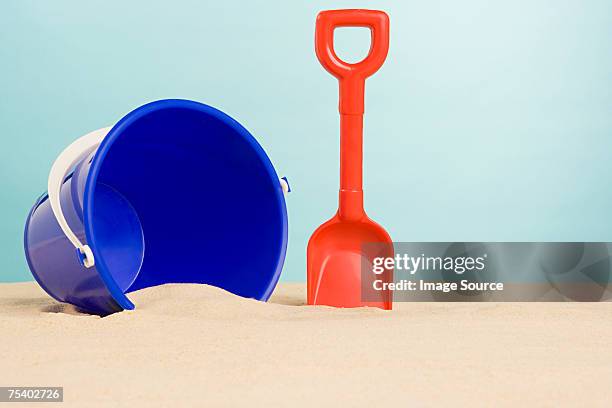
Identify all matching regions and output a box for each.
[315,9,390,115]
[315,9,389,218]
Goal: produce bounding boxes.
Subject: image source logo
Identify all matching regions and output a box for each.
[361,242,612,302]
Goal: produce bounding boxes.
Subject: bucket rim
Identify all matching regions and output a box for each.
[83,99,289,309]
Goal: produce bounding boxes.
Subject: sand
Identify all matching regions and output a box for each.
[1,282,611,407]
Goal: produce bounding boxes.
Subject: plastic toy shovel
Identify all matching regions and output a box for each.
[307,9,393,309]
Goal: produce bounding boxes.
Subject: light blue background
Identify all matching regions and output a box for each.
[1,1,611,282]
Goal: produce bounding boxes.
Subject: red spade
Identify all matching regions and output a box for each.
[307,9,393,309]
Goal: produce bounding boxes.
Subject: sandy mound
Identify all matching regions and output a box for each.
[1,282,611,407]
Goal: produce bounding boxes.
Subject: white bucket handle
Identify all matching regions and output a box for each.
[48,127,291,269]
[47,127,111,268]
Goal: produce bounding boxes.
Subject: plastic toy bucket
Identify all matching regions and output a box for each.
[24,99,289,315]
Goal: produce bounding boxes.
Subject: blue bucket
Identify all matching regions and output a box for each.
[24,99,289,315]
